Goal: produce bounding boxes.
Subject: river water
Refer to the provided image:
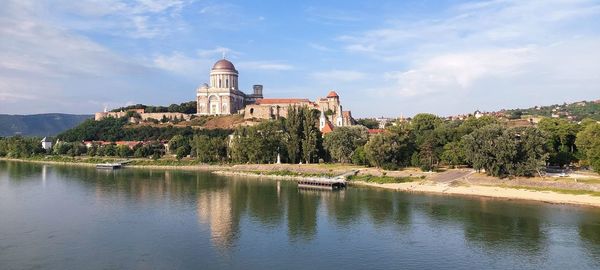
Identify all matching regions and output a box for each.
[0,161,599,269]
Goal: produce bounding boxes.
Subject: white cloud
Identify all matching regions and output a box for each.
[311,70,367,82]
[308,43,334,52]
[52,0,192,38]
[383,47,536,97]
[237,61,294,71]
[152,52,208,76]
[338,0,600,115]
[0,0,181,114]
[305,6,363,24]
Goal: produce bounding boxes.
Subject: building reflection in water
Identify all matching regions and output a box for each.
[196,184,235,251]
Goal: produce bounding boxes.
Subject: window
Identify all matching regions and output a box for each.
[219,79,221,88]
[250,108,254,115]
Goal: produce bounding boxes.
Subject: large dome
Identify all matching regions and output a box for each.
[212,59,236,71]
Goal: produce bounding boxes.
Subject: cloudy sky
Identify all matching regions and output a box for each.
[1,0,599,117]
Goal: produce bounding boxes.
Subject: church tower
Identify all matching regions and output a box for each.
[319,110,326,130]
[336,105,343,127]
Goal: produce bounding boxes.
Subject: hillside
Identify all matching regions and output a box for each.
[0,114,92,137]
[503,100,600,121]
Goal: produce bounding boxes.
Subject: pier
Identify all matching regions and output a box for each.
[95,160,132,170]
[297,170,358,190]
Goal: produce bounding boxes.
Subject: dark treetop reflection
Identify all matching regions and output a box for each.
[1,161,599,270]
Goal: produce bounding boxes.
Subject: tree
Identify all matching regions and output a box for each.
[191,135,227,163]
[538,118,579,166]
[575,123,600,172]
[103,144,117,156]
[462,125,547,177]
[229,121,285,164]
[351,145,368,165]
[161,115,169,123]
[411,113,442,136]
[168,135,190,155]
[364,130,412,170]
[285,106,303,163]
[416,134,439,171]
[356,118,379,129]
[440,141,466,167]
[175,146,188,160]
[457,115,500,136]
[323,126,369,163]
[0,136,45,158]
[301,108,321,163]
[117,145,133,157]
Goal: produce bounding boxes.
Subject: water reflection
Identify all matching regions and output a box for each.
[1,160,599,267]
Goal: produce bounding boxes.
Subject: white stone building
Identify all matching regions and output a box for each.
[196,59,263,115]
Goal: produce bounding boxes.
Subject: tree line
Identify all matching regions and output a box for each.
[111,101,197,114]
[2,108,600,177]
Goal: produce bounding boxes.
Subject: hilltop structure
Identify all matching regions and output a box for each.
[96,58,355,133]
[196,59,355,131]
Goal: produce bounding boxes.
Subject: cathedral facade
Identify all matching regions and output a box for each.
[196,59,263,115]
[196,59,355,131]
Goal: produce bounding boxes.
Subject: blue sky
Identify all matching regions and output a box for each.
[1,0,599,117]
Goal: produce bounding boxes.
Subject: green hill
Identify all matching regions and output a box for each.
[0,114,92,137]
[503,100,600,121]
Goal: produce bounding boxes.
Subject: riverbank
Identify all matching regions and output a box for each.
[351,180,600,208]
[2,157,599,208]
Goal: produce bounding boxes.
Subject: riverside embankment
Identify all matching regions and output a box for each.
[2,157,599,208]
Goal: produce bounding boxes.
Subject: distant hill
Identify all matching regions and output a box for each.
[502,100,600,121]
[0,114,93,137]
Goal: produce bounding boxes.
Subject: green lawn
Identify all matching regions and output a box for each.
[347,174,424,184]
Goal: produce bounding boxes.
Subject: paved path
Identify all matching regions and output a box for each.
[430,169,474,183]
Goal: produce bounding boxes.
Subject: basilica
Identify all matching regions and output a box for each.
[196,59,355,131]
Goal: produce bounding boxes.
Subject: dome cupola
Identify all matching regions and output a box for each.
[212,59,237,71]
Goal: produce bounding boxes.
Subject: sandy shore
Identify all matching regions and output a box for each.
[2,157,599,208]
[350,181,600,208]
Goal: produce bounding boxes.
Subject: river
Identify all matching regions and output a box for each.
[0,161,599,269]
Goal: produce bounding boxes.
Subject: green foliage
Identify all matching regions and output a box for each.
[57,116,231,142]
[462,125,548,177]
[411,113,442,135]
[538,118,579,166]
[347,174,423,184]
[285,106,303,163]
[230,120,286,164]
[111,101,197,114]
[168,135,189,154]
[281,106,323,164]
[117,145,133,157]
[323,126,369,163]
[175,146,188,160]
[302,108,322,164]
[356,118,379,129]
[364,130,413,170]
[440,141,466,167]
[457,116,500,136]
[351,145,368,165]
[191,135,227,163]
[575,123,600,172]
[0,136,45,158]
[504,100,600,121]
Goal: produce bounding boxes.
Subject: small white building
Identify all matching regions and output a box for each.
[41,137,52,151]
